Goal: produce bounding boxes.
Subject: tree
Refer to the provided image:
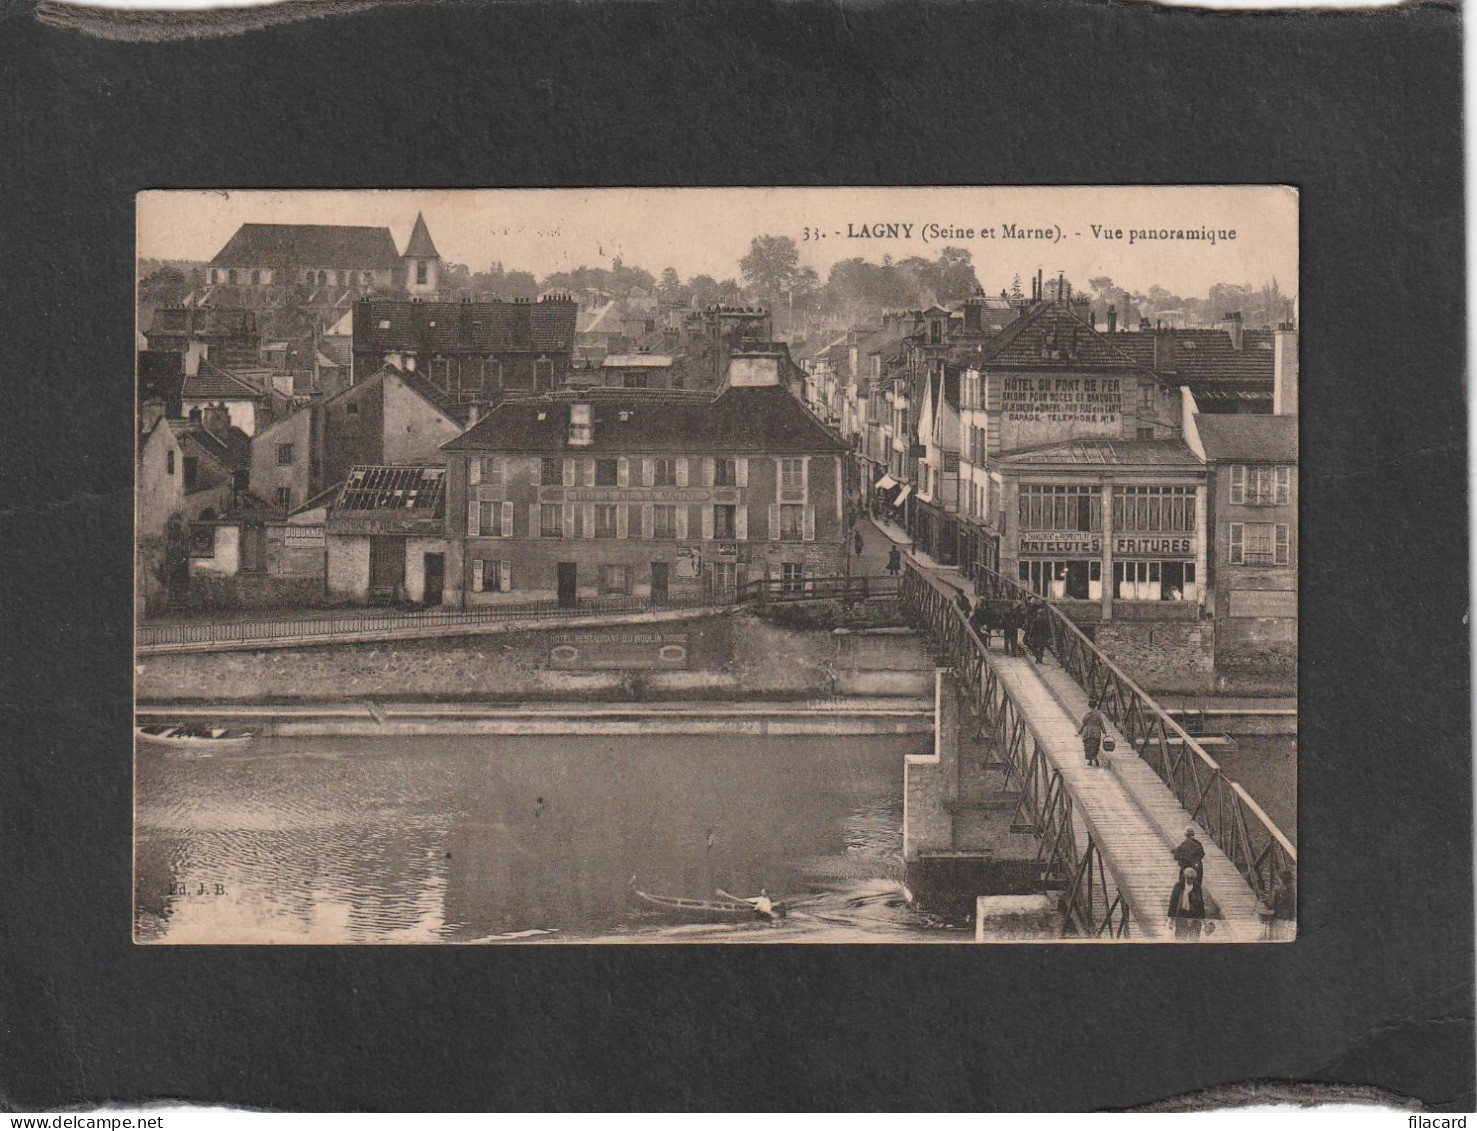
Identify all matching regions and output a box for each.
[138,265,190,306]
[658,267,682,298]
[739,235,800,303]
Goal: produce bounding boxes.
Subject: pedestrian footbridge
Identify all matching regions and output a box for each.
[900,562,1296,941]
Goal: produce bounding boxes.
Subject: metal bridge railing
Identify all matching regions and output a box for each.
[911,561,1296,909]
[902,564,1131,937]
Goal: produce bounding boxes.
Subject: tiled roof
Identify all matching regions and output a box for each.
[355,298,578,355]
[1194,414,1298,463]
[138,350,184,406]
[443,384,846,455]
[975,302,1155,374]
[334,465,446,514]
[210,223,402,269]
[1106,328,1276,385]
[998,438,1203,467]
[169,419,253,473]
[182,361,265,400]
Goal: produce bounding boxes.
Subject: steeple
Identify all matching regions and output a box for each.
[401,212,441,296]
[404,212,440,259]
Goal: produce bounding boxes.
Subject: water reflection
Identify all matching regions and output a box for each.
[135,733,963,943]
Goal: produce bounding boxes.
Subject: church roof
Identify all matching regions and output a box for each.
[403,212,440,259]
[210,224,402,269]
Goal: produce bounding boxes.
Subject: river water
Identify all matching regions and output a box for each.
[135,732,971,944]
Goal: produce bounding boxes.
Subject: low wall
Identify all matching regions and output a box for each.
[175,575,334,612]
[1094,619,1216,696]
[903,670,954,862]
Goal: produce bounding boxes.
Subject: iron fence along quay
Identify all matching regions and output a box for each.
[903,560,1296,921]
[136,575,901,650]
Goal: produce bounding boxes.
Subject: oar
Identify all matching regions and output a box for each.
[717,888,779,918]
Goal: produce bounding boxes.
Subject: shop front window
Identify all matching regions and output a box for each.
[1114,560,1197,601]
[1019,559,1099,600]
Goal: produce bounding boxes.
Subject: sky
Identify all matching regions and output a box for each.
[138,187,1298,299]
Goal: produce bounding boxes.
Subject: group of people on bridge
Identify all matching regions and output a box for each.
[955,587,1053,665]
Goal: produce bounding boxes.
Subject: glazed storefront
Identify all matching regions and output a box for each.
[1005,477,1206,619]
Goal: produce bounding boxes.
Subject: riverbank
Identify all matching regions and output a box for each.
[135,697,936,737]
[135,613,936,704]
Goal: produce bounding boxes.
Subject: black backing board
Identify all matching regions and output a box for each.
[0,0,1471,1112]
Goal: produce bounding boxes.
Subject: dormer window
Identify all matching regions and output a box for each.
[569,403,593,446]
[416,261,428,285]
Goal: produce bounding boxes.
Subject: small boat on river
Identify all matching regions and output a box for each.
[633,888,787,920]
[135,724,256,749]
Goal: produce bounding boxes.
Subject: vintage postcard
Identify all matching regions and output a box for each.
[134,186,1297,944]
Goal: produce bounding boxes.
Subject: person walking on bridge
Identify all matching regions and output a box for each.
[886,546,902,578]
[853,530,865,560]
[1025,602,1051,665]
[1167,865,1206,940]
[1076,698,1111,767]
[1002,601,1022,656]
[969,598,993,648]
[1173,828,1206,873]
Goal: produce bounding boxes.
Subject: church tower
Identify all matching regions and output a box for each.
[401,212,441,297]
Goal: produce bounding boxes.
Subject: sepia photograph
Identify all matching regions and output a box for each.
[133,186,1299,945]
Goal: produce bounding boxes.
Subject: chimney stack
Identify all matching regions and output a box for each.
[201,401,231,439]
[1221,311,1244,351]
[1107,303,1118,334]
[1153,329,1177,374]
[963,296,982,335]
[1273,322,1298,416]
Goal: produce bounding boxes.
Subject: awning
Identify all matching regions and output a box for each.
[895,485,913,506]
[875,474,898,491]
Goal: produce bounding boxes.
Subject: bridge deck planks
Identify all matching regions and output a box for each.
[987,652,1265,942]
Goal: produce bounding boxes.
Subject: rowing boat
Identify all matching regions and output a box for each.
[633,889,786,919]
[135,724,256,749]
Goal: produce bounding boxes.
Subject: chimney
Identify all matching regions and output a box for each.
[1274,322,1298,416]
[1139,317,1152,332]
[1221,311,1244,351]
[201,401,232,439]
[963,297,982,335]
[184,339,207,377]
[1153,329,1177,374]
[1107,303,1118,334]
[140,399,166,433]
[466,403,480,427]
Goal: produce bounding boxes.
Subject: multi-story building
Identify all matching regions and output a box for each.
[352,294,579,408]
[956,298,1209,625]
[438,355,849,606]
[1189,401,1298,674]
[913,367,962,564]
